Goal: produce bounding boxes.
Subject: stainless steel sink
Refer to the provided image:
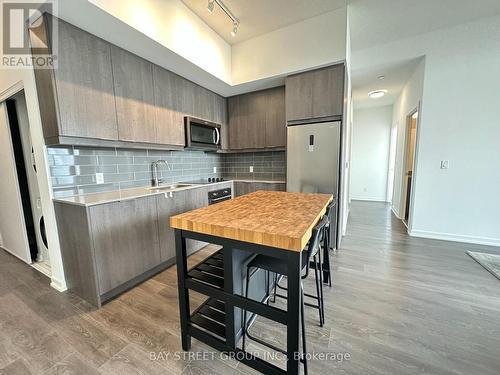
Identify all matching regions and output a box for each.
[147,183,193,191]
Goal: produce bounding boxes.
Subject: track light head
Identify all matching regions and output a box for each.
[207,0,215,13]
[231,21,238,37]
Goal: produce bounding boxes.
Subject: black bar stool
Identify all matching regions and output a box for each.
[323,201,336,287]
[241,215,329,375]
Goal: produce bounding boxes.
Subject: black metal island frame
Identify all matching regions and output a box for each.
[170,191,333,375]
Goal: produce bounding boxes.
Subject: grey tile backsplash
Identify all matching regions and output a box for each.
[47,146,286,198]
[220,151,286,182]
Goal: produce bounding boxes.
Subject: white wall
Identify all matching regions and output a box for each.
[382,14,500,246]
[0,67,67,291]
[61,0,347,95]
[338,11,353,243]
[88,0,232,83]
[391,59,425,217]
[351,105,393,201]
[410,15,500,245]
[232,8,347,84]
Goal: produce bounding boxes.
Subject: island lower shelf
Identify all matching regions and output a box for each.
[184,247,272,345]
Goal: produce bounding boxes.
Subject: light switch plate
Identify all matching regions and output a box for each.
[249,166,254,173]
[440,160,449,169]
[96,172,104,184]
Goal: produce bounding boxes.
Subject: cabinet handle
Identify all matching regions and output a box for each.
[215,128,220,145]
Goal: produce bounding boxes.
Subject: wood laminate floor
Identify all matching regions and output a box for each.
[1,201,499,374]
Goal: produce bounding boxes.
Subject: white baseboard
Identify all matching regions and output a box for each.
[409,229,500,247]
[50,278,68,292]
[351,197,388,202]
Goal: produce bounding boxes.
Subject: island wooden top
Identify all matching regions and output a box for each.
[170,191,333,252]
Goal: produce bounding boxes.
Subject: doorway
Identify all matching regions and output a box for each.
[1,90,50,271]
[402,109,418,226]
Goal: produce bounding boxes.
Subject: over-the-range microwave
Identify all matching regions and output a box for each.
[185,116,221,151]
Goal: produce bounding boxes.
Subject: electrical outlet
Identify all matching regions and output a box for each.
[95,172,104,184]
[213,166,217,173]
[440,160,449,169]
[249,166,254,173]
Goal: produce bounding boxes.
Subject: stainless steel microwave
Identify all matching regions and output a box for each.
[185,116,221,150]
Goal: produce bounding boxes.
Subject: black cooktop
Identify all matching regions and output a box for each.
[184,178,226,184]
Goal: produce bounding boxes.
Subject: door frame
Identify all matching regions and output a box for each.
[401,102,421,232]
[0,81,32,263]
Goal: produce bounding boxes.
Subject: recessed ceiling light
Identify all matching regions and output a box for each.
[378,75,385,80]
[412,112,419,119]
[368,89,387,99]
[207,0,215,13]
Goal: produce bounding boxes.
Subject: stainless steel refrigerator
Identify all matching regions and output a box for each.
[287,121,341,248]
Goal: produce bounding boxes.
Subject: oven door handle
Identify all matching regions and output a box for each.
[210,195,231,203]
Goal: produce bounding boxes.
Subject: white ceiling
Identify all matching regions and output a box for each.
[351,58,422,109]
[348,0,500,52]
[181,0,346,44]
[349,0,500,109]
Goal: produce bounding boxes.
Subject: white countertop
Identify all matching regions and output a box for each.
[53,179,285,207]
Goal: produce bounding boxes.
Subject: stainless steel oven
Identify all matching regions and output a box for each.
[185,116,221,150]
[208,188,232,205]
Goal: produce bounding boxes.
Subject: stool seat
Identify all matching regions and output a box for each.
[248,252,308,276]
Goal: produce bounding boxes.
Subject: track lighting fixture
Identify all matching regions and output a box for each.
[207,0,239,37]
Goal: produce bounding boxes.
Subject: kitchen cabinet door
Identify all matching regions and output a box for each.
[264,87,286,148]
[157,191,188,262]
[228,88,285,150]
[153,66,185,146]
[286,64,345,122]
[248,91,267,149]
[254,182,286,192]
[285,72,313,122]
[234,182,255,197]
[228,95,246,150]
[49,16,118,140]
[89,196,161,294]
[111,46,156,143]
[312,64,345,119]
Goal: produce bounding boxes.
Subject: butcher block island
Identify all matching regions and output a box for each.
[170,191,333,375]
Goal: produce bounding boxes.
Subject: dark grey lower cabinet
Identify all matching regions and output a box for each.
[156,182,233,260]
[234,181,286,197]
[55,183,233,307]
[89,196,161,295]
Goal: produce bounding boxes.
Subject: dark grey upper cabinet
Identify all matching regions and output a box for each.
[285,73,313,121]
[111,46,156,143]
[32,14,118,141]
[228,87,285,150]
[153,66,226,147]
[89,196,161,295]
[153,66,185,146]
[286,64,345,122]
[32,14,226,148]
[265,87,286,148]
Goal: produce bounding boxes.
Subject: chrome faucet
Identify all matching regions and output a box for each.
[152,159,172,187]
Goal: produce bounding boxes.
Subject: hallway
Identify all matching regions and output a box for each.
[0,201,499,374]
